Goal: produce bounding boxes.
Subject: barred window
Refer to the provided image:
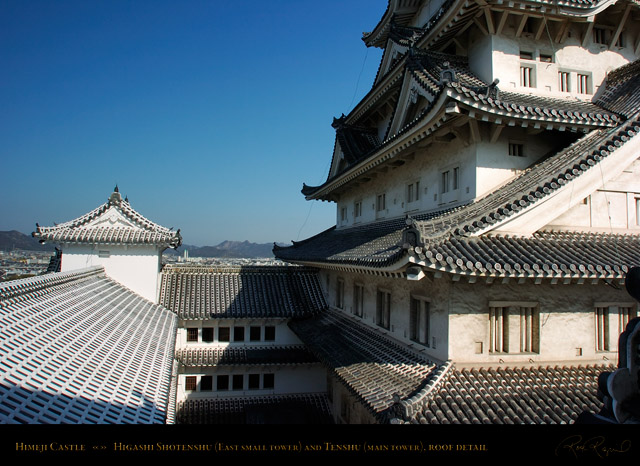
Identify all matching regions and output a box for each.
[376,290,391,330]
[489,303,540,353]
[185,376,197,391]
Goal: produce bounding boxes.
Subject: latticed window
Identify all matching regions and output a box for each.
[336,278,345,309]
[265,326,276,341]
[353,283,364,317]
[376,289,391,329]
[218,327,230,342]
[559,71,570,92]
[186,328,198,342]
[577,74,589,94]
[595,306,610,352]
[489,303,540,353]
[410,297,430,346]
[185,376,197,391]
[520,66,534,87]
[202,327,214,342]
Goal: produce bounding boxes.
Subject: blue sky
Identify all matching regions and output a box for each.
[0,0,386,246]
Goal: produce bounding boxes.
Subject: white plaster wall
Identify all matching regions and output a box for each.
[61,244,161,302]
[336,138,476,228]
[326,270,634,366]
[413,0,446,29]
[176,365,327,403]
[327,270,451,363]
[483,24,637,97]
[447,280,634,365]
[475,126,560,198]
[546,157,640,231]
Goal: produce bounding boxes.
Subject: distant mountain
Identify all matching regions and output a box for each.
[166,240,276,258]
[0,231,54,252]
[0,230,276,258]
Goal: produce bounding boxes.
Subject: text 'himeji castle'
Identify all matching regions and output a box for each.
[2,0,640,425]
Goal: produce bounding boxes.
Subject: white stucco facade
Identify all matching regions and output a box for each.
[61,244,162,302]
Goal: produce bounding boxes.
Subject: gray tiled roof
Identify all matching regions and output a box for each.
[274,209,455,268]
[408,364,613,424]
[288,308,441,421]
[159,265,327,319]
[0,267,177,424]
[175,345,319,367]
[410,231,639,279]
[33,189,181,249]
[303,51,622,198]
[176,393,334,424]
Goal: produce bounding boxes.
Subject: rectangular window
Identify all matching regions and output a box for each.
[559,71,570,92]
[376,193,386,212]
[593,27,607,44]
[441,171,450,193]
[263,374,275,389]
[233,326,245,342]
[615,32,624,48]
[353,283,364,317]
[509,142,524,157]
[539,54,553,63]
[341,206,347,223]
[248,374,260,390]
[250,326,261,341]
[489,303,539,353]
[264,326,276,341]
[520,66,534,87]
[636,198,640,226]
[186,328,198,342]
[202,327,214,342]
[232,374,243,390]
[354,201,362,219]
[519,51,533,60]
[410,297,430,346]
[217,375,229,391]
[595,306,610,352]
[185,376,197,391]
[218,327,230,342]
[200,376,213,391]
[577,74,589,94]
[336,278,344,309]
[619,306,637,334]
[376,290,391,330]
[407,181,420,204]
[453,167,459,190]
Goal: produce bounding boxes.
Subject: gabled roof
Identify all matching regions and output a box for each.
[32,187,181,249]
[288,308,444,422]
[159,265,327,319]
[0,266,177,424]
[303,52,621,200]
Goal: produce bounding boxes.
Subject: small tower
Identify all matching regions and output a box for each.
[33,187,181,302]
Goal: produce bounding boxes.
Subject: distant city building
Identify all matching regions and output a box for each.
[274,0,640,424]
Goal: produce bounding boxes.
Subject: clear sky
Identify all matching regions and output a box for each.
[0,0,386,247]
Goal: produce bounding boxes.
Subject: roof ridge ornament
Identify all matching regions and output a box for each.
[439,61,457,85]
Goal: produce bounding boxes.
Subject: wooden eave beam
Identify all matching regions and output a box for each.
[582,17,595,48]
[490,124,504,143]
[535,17,547,41]
[555,20,570,43]
[496,10,510,35]
[469,119,480,144]
[610,4,632,50]
[483,7,496,34]
[474,14,490,36]
[516,14,529,38]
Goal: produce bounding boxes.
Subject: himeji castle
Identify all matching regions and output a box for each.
[2,0,640,426]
